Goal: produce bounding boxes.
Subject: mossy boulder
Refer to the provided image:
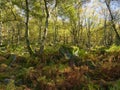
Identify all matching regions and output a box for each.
[59,45,80,59]
[4,54,27,66]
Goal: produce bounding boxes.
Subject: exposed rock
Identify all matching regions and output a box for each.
[59,45,79,60]
[4,54,27,67]
[4,54,16,60]
[4,78,11,84]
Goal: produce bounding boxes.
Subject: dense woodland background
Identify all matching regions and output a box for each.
[0,0,120,90]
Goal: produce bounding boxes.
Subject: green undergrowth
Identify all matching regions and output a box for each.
[106,44,120,52]
[0,45,120,90]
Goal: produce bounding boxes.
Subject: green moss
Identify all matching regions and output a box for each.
[6,80,16,90]
[106,44,120,52]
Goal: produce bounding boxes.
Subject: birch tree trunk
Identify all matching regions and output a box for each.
[0,22,2,45]
[25,0,34,55]
[39,0,49,54]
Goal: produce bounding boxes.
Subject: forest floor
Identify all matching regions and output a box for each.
[0,46,120,90]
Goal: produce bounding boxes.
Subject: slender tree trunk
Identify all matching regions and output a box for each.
[25,0,34,55]
[86,19,91,50]
[7,24,11,46]
[77,16,80,45]
[63,29,66,44]
[105,0,120,44]
[53,17,57,44]
[0,22,2,45]
[80,21,83,46]
[38,0,44,45]
[17,23,20,45]
[87,28,91,49]
[53,3,58,45]
[38,20,42,44]
[11,26,15,46]
[0,8,2,45]
[76,2,81,46]
[39,0,49,54]
[103,18,107,46]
